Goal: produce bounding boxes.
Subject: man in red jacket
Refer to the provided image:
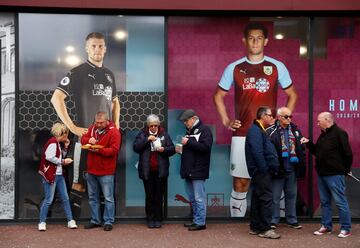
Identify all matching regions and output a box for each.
[81,111,121,231]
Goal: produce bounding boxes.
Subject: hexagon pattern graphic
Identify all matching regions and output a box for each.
[19,91,165,131]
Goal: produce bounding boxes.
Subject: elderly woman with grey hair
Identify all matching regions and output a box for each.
[133,114,175,228]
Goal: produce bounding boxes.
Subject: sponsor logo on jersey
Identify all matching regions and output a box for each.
[242,77,257,90]
[263,66,273,75]
[60,77,70,86]
[105,73,113,83]
[92,84,112,101]
[255,78,270,93]
[239,69,247,74]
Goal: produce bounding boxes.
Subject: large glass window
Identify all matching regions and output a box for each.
[18,13,165,219]
[0,12,15,219]
[167,16,310,218]
[313,17,360,217]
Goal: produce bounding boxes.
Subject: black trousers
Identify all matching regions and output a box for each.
[142,171,166,222]
[249,173,273,232]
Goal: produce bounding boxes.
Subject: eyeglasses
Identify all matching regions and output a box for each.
[264,113,273,118]
[281,115,292,119]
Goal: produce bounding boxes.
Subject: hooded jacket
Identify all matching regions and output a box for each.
[81,121,121,176]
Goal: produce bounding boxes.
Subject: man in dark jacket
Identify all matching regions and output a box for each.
[266,107,306,230]
[176,109,213,231]
[133,114,175,228]
[245,106,280,239]
[301,112,352,238]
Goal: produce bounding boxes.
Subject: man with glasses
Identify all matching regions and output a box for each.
[245,106,280,239]
[214,22,298,217]
[266,107,306,230]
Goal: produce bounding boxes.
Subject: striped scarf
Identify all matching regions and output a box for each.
[280,127,299,163]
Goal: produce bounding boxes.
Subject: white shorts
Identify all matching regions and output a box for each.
[230,136,250,179]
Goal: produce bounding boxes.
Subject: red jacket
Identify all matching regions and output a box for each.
[38,137,62,184]
[81,122,121,176]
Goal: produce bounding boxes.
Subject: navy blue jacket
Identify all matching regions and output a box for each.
[266,121,306,178]
[133,126,175,180]
[180,120,213,180]
[245,120,279,177]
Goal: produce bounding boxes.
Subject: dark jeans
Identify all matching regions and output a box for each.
[142,170,166,222]
[250,173,273,232]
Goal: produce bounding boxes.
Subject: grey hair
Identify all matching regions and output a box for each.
[147,114,160,126]
[256,106,271,119]
[95,111,109,120]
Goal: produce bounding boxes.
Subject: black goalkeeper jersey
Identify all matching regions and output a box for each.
[57,60,117,127]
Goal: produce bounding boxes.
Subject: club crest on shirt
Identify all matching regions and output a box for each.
[105,73,113,83]
[263,66,273,75]
[255,78,270,93]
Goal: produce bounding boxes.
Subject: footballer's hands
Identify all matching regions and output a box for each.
[72,126,88,137]
[226,119,241,131]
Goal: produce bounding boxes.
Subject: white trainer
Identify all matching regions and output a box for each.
[338,230,351,238]
[38,222,46,231]
[67,220,78,229]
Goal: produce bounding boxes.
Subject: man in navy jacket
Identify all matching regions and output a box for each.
[245,106,280,239]
[176,109,213,231]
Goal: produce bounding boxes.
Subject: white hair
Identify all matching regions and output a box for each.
[146,114,160,125]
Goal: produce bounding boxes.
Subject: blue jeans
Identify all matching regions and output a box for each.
[86,173,115,225]
[272,171,298,224]
[185,179,206,226]
[39,175,73,223]
[318,175,351,232]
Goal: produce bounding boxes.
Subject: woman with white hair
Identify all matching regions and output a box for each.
[37,122,77,231]
[133,114,175,228]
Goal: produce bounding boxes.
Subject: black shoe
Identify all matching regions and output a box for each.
[104,224,113,231]
[184,222,196,228]
[188,224,206,231]
[287,222,302,229]
[154,221,162,228]
[147,221,155,228]
[249,229,261,235]
[84,222,102,229]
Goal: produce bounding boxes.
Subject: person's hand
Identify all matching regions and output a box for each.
[88,137,97,145]
[88,148,100,153]
[157,147,165,152]
[225,119,241,131]
[148,135,157,142]
[71,126,88,137]
[63,158,73,165]
[300,137,309,144]
[181,137,189,145]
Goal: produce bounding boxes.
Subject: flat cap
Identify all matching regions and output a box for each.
[178,109,196,121]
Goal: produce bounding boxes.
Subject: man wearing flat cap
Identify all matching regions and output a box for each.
[176,109,213,231]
